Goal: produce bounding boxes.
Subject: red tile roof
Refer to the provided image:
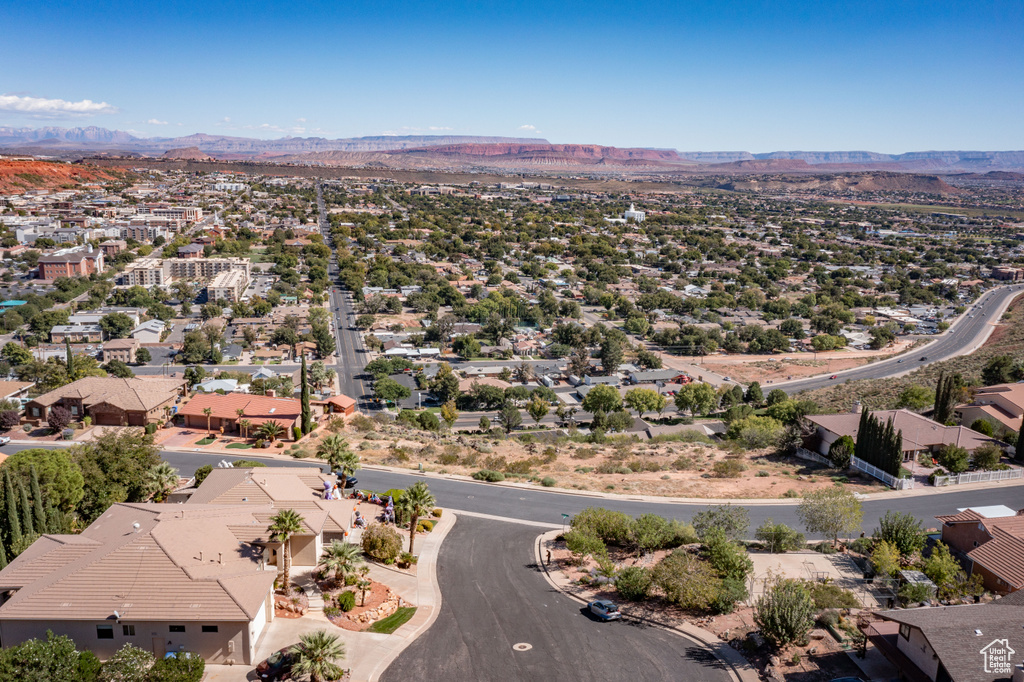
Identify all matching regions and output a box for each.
[179,393,301,428]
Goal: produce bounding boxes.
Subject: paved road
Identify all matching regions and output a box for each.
[781,285,1024,395]
[382,516,731,682]
[134,446,1024,538]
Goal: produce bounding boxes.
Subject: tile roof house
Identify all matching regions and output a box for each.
[936,506,1024,594]
[24,377,185,427]
[956,383,1024,434]
[176,393,306,438]
[806,409,999,462]
[319,394,356,416]
[131,319,167,343]
[0,503,277,664]
[865,592,1024,682]
[102,337,139,364]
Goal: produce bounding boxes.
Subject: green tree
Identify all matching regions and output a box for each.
[317,540,364,584]
[29,465,46,535]
[692,505,749,542]
[937,444,969,474]
[0,630,96,682]
[650,550,721,609]
[1,448,84,513]
[765,388,788,406]
[674,382,716,415]
[290,630,346,682]
[70,429,161,523]
[827,435,855,469]
[1,342,33,366]
[895,385,935,411]
[527,396,549,425]
[871,539,901,578]
[478,415,490,432]
[98,643,153,682]
[754,577,816,648]
[933,371,963,425]
[623,387,661,419]
[744,381,763,405]
[146,462,179,502]
[796,487,863,548]
[17,479,33,538]
[922,542,969,599]
[300,356,312,434]
[726,415,784,448]
[755,519,805,553]
[373,377,411,405]
[599,337,623,375]
[581,383,622,414]
[981,354,1016,386]
[3,469,22,556]
[397,481,435,554]
[99,312,134,339]
[704,529,753,581]
[440,400,459,429]
[103,359,135,378]
[496,403,522,434]
[268,509,306,589]
[875,510,926,558]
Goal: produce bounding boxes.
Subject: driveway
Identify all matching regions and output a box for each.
[382,516,732,682]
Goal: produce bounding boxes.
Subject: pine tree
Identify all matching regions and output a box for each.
[300,355,312,435]
[65,338,74,377]
[3,470,21,555]
[29,465,46,534]
[17,479,33,538]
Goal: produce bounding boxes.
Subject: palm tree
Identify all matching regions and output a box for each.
[146,462,179,502]
[397,481,435,554]
[290,630,345,682]
[267,509,305,589]
[235,407,245,432]
[257,421,284,442]
[317,540,364,585]
[239,418,252,440]
[317,435,360,477]
[202,407,213,436]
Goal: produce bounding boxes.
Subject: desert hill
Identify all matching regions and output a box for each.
[0,159,123,193]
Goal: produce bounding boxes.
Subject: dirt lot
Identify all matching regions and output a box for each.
[306,417,883,499]
[702,357,869,384]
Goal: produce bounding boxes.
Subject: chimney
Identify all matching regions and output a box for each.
[218,552,223,565]
[199,551,203,561]
[852,400,862,414]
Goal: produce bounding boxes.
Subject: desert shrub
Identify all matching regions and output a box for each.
[713,577,749,614]
[782,489,800,498]
[899,582,933,605]
[615,566,652,601]
[972,444,1003,470]
[754,578,815,648]
[672,455,695,470]
[564,529,607,562]
[595,462,619,474]
[324,605,341,618]
[627,458,661,473]
[571,507,633,545]
[812,542,837,554]
[804,581,859,609]
[651,550,721,610]
[755,519,805,553]
[875,510,926,557]
[483,455,507,470]
[504,458,537,474]
[472,469,505,482]
[693,505,749,542]
[361,523,403,564]
[193,464,213,486]
[459,452,479,467]
[338,591,356,612]
[704,530,753,581]
[713,460,746,478]
[438,453,459,466]
[432,508,442,518]
[542,447,557,463]
[350,414,374,432]
[147,652,205,682]
[99,643,153,682]
[418,519,434,532]
[541,476,556,487]
[571,447,598,459]
[726,415,784,449]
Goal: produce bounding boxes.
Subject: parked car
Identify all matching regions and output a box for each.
[920,356,928,361]
[333,473,358,489]
[588,600,622,621]
[829,375,838,379]
[0,437,10,446]
[256,648,294,680]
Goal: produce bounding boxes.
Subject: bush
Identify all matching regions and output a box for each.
[99,643,154,682]
[755,519,805,553]
[541,476,557,487]
[48,406,72,433]
[571,507,634,545]
[754,578,815,648]
[970,419,995,436]
[361,523,403,564]
[713,460,746,478]
[383,488,404,503]
[0,410,20,430]
[292,425,302,441]
[146,652,205,682]
[713,577,749,614]
[726,415,784,449]
[827,435,854,469]
[324,605,341,618]
[193,464,213,486]
[615,566,652,601]
[937,444,969,474]
[875,510,926,557]
[564,528,607,562]
[804,581,859,609]
[928,467,948,485]
[704,530,753,581]
[672,455,695,470]
[144,423,157,435]
[651,550,721,609]
[899,582,933,605]
[693,505,749,542]
[972,444,1003,470]
[418,519,433,532]
[432,508,442,518]
[338,591,356,612]
[472,469,505,482]
[438,453,459,465]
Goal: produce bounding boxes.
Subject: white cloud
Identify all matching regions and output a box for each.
[146,118,169,125]
[0,94,118,119]
[296,117,307,123]
[518,124,537,131]
[428,126,453,131]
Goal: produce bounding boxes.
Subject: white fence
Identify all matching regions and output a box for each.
[932,468,1024,487]
[795,447,835,467]
[852,456,914,490]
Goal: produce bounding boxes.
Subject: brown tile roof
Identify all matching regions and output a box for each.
[103,338,139,350]
[29,377,182,411]
[969,515,1024,590]
[178,393,301,428]
[0,380,33,397]
[807,409,997,451]
[323,394,356,410]
[0,504,276,622]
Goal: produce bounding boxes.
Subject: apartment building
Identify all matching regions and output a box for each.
[37,247,105,280]
[119,257,250,287]
[137,204,203,222]
[120,224,172,243]
[206,269,249,303]
[97,239,128,256]
[119,257,168,286]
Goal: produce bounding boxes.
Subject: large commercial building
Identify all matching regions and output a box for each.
[37,247,105,280]
[206,269,250,303]
[119,257,250,287]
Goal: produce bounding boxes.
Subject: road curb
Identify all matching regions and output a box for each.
[363,511,456,682]
[533,529,760,682]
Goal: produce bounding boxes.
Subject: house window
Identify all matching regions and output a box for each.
[899,624,910,640]
[70,406,79,416]
[97,625,114,639]
[169,625,185,633]
[123,625,135,636]
[32,407,39,417]
[202,625,218,633]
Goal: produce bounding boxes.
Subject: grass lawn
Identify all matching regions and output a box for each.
[226,443,253,449]
[365,607,416,634]
[197,437,216,445]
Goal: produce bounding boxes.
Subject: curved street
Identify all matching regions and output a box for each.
[381,515,732,682]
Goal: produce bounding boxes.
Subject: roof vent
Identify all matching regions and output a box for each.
[975,629,983,636]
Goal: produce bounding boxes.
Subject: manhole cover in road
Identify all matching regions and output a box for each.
[513,643,533,652]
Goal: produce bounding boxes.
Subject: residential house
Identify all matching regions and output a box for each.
[24,377,184,426]
[936,505,1024,594]
[319,394,356,416]
[956,383,1024,435]
[806,409,998,462]
[131,319,167,343]
[177,243,206,259]
[194,379,243,394]
[102,338,139,364]
[97,240,127,257]
[50,324,103,344]
[0,380,33,403]
[177,393,306,439]
[0,503,277,664]
[864,591,1024,682]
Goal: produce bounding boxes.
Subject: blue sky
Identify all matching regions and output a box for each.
[1,0,1021,151]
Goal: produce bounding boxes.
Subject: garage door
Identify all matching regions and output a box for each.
[94,412,121,426]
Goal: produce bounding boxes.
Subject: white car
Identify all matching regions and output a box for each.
[588,600,622,621]
[0,437,11,446]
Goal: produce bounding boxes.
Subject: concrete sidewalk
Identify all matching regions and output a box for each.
[534,529,761,682]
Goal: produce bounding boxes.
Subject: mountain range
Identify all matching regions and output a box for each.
[1,126,1023,172]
